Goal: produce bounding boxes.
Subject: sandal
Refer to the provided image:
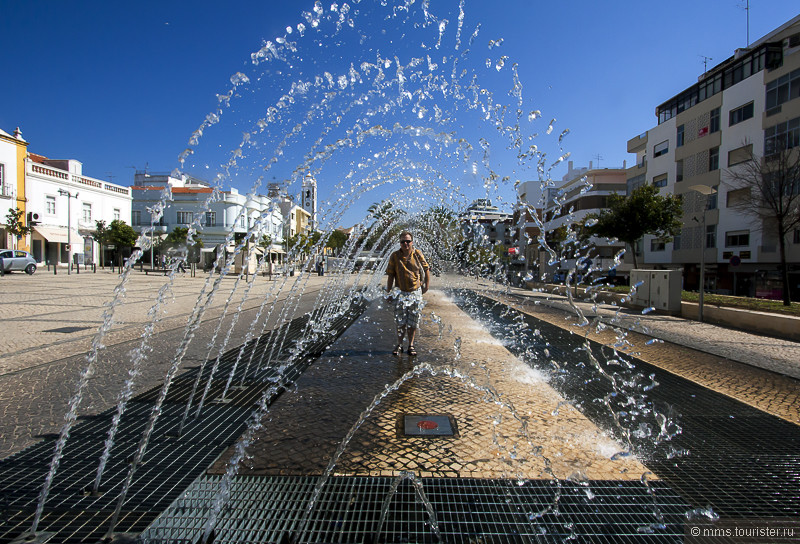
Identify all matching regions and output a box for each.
[392,345,402,356]
[407,346,417,356]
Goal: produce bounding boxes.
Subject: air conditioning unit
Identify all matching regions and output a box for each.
[27,211,41,223]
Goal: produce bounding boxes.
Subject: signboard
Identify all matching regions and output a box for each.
[698,126,709,137]
[729,255,741,267]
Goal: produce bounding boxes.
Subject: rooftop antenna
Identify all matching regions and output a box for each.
[746,0,750,47]
[592,154,603,168]
[700,55,713,74]
[739,0,750,47]
[106,172,115,183]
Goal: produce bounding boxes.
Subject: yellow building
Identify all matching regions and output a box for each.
[0,127,30,251]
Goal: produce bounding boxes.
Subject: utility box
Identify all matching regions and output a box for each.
[629,269,682,313]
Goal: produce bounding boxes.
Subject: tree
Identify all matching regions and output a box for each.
[283,230,320,261]
[326,229,349,255]
[726,147,800,305]
[365,201,404,250]
[5,207,31,249]
[92,220,111,267]
[164,226,194,247]
[588,184,682,269]
[108,219,137,247]
[258,234,272,250]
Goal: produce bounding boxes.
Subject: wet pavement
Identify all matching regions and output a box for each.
[210,290,649,480]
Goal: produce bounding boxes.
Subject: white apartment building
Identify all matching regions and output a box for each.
[26,153,132,266]
[131,171,285,268]
[628,15,800,299]
[459,198,513,246]
[543,161,630,282]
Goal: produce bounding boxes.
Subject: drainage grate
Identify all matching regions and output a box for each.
[42,326,92,334]
[401,414,458,437]
[140,475,687,543]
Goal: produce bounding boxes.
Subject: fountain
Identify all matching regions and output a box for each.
[3,1,798,543]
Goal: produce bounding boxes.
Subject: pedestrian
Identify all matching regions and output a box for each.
[386,231,431,356]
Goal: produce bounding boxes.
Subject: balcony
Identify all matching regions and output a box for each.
[627,132,648,153]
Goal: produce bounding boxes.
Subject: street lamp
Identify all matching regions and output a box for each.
[58,189,79,275]
[688,185,717,322]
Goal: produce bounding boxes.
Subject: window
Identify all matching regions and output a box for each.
[677,125,685,147]
[0,164,7,197]
[727,188,750,207]
[706,224,717,249]
[729,102,754,126]
[728,144,753,166]
[707,187,718,210]
[46,195,56,215]
[766,69,800,113]
[653,173,668,187]
[177,211,193,224]
[132,210,141,226]
[113,208,120,221]
[709,107,720,134]
[205,211,216,227]
[239,215,245,228]
[673,233,682,250]
[628,173,645,192]
[653,140,669,157]
[676,160,684,182]
[765,116,800,155]
[725,230,750,247]
[709,146,719,171]
[82,202,92,223]
[650,239,666,252]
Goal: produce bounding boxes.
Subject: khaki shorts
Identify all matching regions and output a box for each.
[393,289,424,329]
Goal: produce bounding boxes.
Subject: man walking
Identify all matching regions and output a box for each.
[386,231,431,356]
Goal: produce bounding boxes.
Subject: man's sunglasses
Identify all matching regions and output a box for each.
[400,240,412,244]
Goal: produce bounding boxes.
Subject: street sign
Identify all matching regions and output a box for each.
[729,255,741,267]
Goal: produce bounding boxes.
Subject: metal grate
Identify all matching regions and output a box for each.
[0,299,366,543]
[141,475,686,543]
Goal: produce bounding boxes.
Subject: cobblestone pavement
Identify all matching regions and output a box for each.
[211,290,650,480]
[0,268,336,458]
[463,277,800,426]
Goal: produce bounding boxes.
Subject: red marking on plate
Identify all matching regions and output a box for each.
[417,420,439,430]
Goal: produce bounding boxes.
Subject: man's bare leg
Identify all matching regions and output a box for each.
[394,325,406,355]
[407,327,417,355]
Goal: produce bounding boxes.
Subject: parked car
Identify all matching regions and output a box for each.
[0,250,37,274]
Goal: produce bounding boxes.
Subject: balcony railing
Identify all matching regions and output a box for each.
[28,163,131,197]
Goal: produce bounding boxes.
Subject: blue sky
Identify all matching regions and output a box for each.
[1,1,798,228]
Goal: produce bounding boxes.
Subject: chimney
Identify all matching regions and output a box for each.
[589,160,593,169]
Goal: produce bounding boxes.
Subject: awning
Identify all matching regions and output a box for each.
[33,226,82,244]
